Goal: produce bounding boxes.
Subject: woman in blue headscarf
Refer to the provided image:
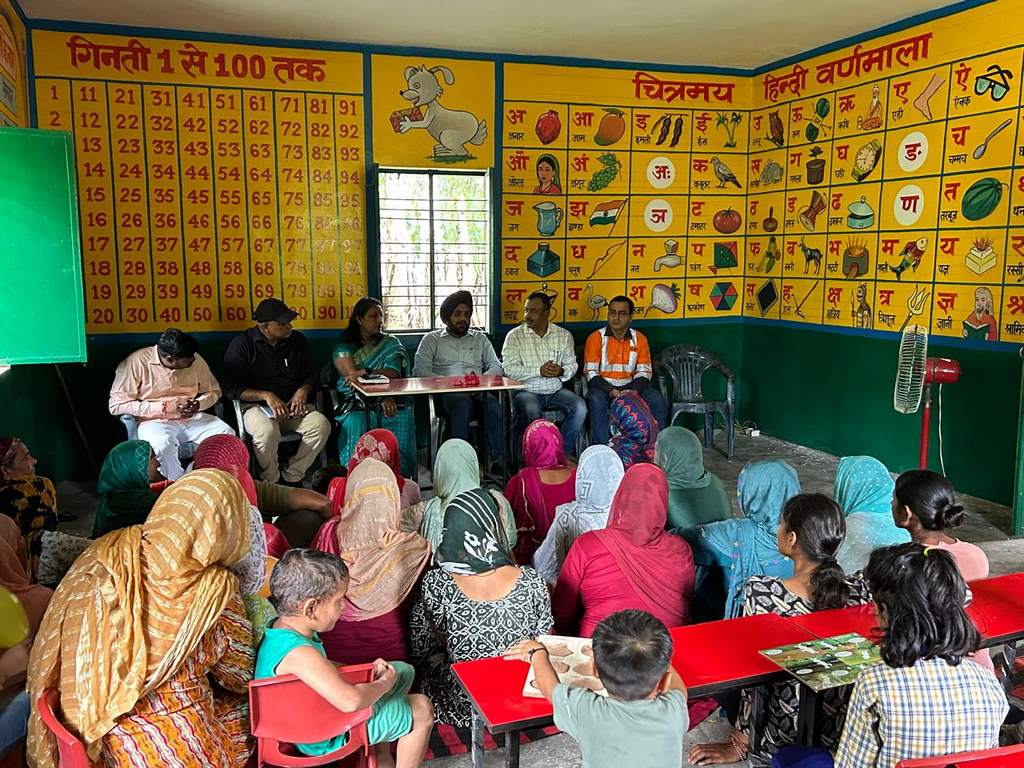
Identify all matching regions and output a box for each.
[689,460,800,619]
[833,456,910,573]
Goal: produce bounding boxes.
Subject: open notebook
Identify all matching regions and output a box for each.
[522,635,608,698]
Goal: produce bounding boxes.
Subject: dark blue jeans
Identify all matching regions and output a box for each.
[586,385,668,445]
[437,392,504,460]
[512,388,587,457]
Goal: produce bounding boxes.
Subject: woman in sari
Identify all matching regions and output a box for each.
[608,391,658,469]
[533,445,624,585]
[690,460,800,620]
[27,470,256,768]
[0,437,62,579]
[92,440,163,537]
[504,420,576,564]
[833,455,909,573]
[0,515,52,638]
[312,459,430,665]
[420,438,516,551]
[193,435,276,643]
[656,427,732,535]
[553,463,695,637]
[329,429,422,517]
[333,298,416,477]
[410,491,552,727]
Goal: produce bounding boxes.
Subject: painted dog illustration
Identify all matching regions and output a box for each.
[399,65,487,158]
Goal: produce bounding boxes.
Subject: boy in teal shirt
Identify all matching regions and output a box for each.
[506,610,689,768]
[256,549,433,767]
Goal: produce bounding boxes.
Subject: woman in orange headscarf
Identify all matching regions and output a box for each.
[27,470,256,768]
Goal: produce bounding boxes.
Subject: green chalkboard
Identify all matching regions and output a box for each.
[0,128,85,365]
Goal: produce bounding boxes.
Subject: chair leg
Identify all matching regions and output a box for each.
[725,407,735,459]
[703,411,714,451]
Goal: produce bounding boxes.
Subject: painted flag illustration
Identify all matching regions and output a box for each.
[589,199,626,226]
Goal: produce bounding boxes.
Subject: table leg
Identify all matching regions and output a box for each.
[500,390,511,486]
[796,684,822,745]
[748,685,765,756]
[505,729,520,768]
[471,708,485,768]
[996,641,1017,698]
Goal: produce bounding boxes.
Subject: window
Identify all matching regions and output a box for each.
[377,169,492,333]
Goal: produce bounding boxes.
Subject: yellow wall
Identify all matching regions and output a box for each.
[0,0,27,126]
[749,0,1024,344]
[32,30,367,333]
[26,0,1024,344]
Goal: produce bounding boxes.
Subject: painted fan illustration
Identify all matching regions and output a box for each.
[893,324,959,468]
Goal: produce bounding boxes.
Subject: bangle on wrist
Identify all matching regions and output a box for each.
[526,647,548,662]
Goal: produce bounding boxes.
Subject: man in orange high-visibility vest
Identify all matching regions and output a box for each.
[583,296,667,445]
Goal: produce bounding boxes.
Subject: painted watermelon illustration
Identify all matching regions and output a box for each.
[961,177,1006,221]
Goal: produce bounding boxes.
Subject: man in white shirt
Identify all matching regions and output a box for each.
[414,291,504,460]
[501,291,586,455]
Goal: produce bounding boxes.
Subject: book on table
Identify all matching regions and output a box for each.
[522,635,607,698]
[759,633,881,692]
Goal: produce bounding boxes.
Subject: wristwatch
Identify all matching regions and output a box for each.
[527,647,548,662]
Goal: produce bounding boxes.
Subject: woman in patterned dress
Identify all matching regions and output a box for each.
[689,493,871,767]
[27,469,257,768]
[409,486,552,727]
[0,437,62,580]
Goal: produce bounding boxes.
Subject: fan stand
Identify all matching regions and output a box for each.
[918,358,961,469]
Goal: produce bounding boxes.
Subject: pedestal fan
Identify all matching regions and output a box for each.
[893,324,960,469]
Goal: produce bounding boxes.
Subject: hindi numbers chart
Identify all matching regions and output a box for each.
[32,31,367,334]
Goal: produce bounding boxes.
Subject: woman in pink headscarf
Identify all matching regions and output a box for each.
[312,459,430,664]
[325,429,422,526]
[553,463,695,637]
[504,420,577,565]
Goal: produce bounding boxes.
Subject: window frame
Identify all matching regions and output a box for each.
[373,165,494,335]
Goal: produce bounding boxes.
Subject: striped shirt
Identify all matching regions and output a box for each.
[835,657,1007,768]
[501,322,577,395]
[583,328,653,388]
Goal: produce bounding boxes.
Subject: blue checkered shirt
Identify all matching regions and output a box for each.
[834,657,1007,768]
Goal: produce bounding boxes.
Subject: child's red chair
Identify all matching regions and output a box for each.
[35,689,90,768]
[248,662,377,767]
[896,744,1024,767]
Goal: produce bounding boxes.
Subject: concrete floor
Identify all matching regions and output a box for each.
[52,431,1021,768]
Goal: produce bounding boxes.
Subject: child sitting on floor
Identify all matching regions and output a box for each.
[506,609,688,767]
[256,549,434,768]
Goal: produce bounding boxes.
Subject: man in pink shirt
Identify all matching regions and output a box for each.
[108,328,234,480]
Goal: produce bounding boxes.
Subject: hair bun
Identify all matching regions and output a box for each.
[939,503,965,529]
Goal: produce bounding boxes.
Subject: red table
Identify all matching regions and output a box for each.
[784,574,1024,647]
[350,375,523,482]
[785,574,1024,744]
[452,613,819,768]
[785,603,881,643]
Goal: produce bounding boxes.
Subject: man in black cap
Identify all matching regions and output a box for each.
[414,291,504,457]
[222,298,330,485]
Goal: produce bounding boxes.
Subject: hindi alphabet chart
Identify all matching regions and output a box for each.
[32,30,367,334]
[752,16,1024,344]
[500,64,746,325]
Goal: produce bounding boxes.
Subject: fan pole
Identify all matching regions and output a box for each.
[919,385,932,469]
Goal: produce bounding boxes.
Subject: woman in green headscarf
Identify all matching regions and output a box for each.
[655,427,733,535]
[92,441,163,537]
[419,439,516,552]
